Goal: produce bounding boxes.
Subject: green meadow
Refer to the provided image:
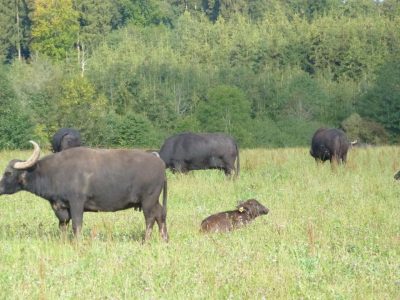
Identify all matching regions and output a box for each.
[0,147,399,299]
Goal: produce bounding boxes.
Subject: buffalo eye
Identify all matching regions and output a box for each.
[4,171,12,177]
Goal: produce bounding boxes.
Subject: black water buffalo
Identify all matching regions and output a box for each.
[310,128,355,164]
[52,128,81,152]
[0,141,168,242]
[200,199,269,233]
[159,132,240,176]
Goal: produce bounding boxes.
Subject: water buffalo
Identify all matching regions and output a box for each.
[200,199,269,233]
[310,128,355,164]
[51,128,81,152]
[0,141,168,242]
[159,132,240,176]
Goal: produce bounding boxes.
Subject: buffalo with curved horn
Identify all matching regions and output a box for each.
[0,141,169,242]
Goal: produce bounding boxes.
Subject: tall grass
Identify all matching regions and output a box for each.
[0,147,399,299]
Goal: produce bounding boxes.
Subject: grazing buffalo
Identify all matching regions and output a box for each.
[52,128,81,152]
[159,132,240,176]
[200,199,269,233]
[0,141,168,242]
[310,128,355,164]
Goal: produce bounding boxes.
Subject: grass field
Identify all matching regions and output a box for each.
[0,147,399,299]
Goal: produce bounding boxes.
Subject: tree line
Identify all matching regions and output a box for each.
[0,0,399,149]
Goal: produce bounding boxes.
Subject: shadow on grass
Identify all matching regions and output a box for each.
[0,222,153,243]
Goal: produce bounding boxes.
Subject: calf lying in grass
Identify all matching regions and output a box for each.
[200,199,269,233]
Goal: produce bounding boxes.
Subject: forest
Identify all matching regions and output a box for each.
[0,0,399,149]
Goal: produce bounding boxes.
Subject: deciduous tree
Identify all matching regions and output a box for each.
[31,0,79,59]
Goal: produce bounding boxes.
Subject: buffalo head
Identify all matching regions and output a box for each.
[0,141,40,195]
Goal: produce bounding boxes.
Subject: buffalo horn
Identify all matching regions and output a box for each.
[13,141,41,170]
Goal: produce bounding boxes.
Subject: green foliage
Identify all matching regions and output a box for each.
[251,117,284,147]
[31,0,79,60]
[276,117,327,147]
[0,0,31,62]
[55,76,109,146]
[196,85,252,146]
[74,0,121,51]
[313,72,359,125]
[273,71,330,121]
[1,0,400,147]
[173,115,201,133]
[0,109,34,149]
[0,66,34,148]
[250,117,326,148]
[307,13,396,80]
[341,113,389,145]
[117,0,173,26]
[357,56,400,138]
[100,112,161,148]
[10,60,65,146]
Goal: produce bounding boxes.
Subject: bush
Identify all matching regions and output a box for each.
[0,66,35,149]
[0,109,34,149]
[276,117,327,147]
[357,56,400,140]
[251,117,284,148]
[341,113,389,145]
[173,115,201,133]
[99,112,161,148]
[196,85,253,146]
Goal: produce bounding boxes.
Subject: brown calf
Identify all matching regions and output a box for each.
[200,199,269,233]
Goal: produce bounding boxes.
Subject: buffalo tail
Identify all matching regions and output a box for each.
[235,142,240,177]
[162,179,167,222]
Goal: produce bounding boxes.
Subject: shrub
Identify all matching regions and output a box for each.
[196,85,253,146]
[0,108,34,149]
[276,117,327,147]
[341,113,389,145]
[0,66,35,149]
[100,112,161,148]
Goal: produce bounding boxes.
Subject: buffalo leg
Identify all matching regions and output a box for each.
[55,209,71,232]
[69,201,84,237]
[51,204,71,233]
[223,162,232,176]
[172,161,188,174]
[143,213,156,242]
[223,165,234,176]
[153,203,169,242]
[330,155,339,170]
[142,200,167,242]
[222,156,235,177]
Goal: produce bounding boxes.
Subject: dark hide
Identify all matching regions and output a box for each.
[0,144,168,242]
[310,128,351,164]
[394,170,400,180]
[52,128,81,152]
[159,132,240,176]
[200,199,269,233]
